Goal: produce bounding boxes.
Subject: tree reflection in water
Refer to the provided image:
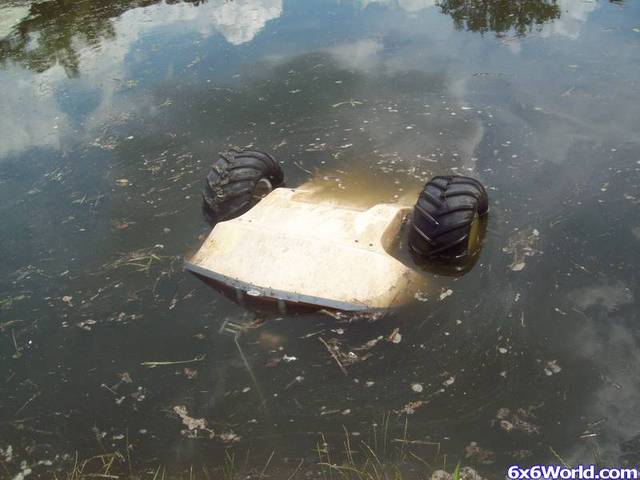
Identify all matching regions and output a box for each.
[436,0,561,37]
[0,0,205,77]
[0,0,581,78]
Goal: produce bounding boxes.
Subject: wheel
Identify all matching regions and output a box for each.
[409,175,488,261]
[202,149,284,224]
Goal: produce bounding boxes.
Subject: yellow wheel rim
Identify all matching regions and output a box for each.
[467,212,481,255]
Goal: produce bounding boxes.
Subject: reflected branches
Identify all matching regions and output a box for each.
[0,0,205,76]
[436,0,561,36]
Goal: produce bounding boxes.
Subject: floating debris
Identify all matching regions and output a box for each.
[362,336,383,349]
[544,360,562,376]
[414,291,429,302]
[388,328,402,344]
[411,383,423,393]
[76,319,96,331]
[174,405,207,430]
[173,405,214,438]
[141,354,205,368]
[503,228,541,271]
[284,376,303,389]
[431,466,484,480]
[105,246,168,273]
[398,400,425,415]
[219,431,241,443]
[495,407,540,435]
[465,441,495,464]
[0,294,29,311]
[184,368,198,380]
[318,337,349,375]
[318,333,389,375]
[1,445,13,463]
[439,289,453,301]
[111,219,134,230]
[115,178,130,187]
[332,99,363,108]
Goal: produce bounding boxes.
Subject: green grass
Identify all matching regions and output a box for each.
[33,414,462,479]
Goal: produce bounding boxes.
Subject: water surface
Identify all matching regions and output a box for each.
[1,0,639,477]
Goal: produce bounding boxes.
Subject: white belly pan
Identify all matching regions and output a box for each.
[185,187,421,310]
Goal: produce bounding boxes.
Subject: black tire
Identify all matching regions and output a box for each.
[202,149,284,224]
[409,175,488,261]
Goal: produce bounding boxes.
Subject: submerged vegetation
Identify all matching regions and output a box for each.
[29,416,480,479]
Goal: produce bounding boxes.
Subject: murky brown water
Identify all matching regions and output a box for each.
[1,0,639,478]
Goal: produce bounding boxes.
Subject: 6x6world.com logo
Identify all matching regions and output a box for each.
[507,465,639,480]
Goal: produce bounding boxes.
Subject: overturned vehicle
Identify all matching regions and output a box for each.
[185,149,488,313]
